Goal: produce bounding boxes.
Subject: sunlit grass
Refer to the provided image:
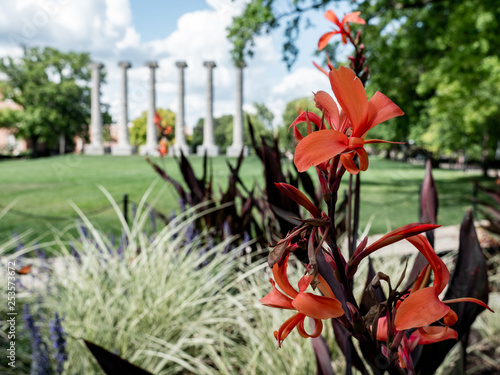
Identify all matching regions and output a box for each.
[0,155,488,241]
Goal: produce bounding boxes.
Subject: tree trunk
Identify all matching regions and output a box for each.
[30,135,39,158]
[481,132,490,177]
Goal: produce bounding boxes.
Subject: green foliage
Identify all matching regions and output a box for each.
[0,108,21,128]
[227,0,334,67]
[0,46,106,156]
[130,108,175,146]
[358,0,500,164]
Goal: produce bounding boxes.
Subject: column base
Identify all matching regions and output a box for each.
[226,145,248,157]
[111,144,136,156]
[139,144,160,157]
[170,144,191,157]
[197,144,220,157]
[84,143,105,155]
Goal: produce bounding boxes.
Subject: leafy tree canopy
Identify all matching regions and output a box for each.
[358,0,500,165]
[227,0,333,68]
[0,46,106,156]
[229,0,500,168]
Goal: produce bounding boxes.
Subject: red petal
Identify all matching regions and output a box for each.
[361,223,441,258]
[410,326,458,345]
[355,91,404,137]
[356,148,369,171]
[406,235,449,294]
[316,274,336,299]
[376,316,388,341]
[275,183,321,218]
[275,312,304,347]
[294,126,304,141]
[294,130,348,172]
[289,111,323,130]
[313,60,329,76]
[342,11,366,25]
[318,31,338,50]
[444,297,494,312]
[292,292,344,320]
[324,10,341,26]
[260,279,295,310]
[314,91,339,129]
[394,287,450,331]
[297,275,313,293]
[297,318,323,338]
[272,254,298,298]
[364,139,406,145]
[340,153,359,174]
[443,309,458,326]
[329,66,368,133]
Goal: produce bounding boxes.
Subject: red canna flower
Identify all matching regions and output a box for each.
[318,10,365,49]
[260,253,344,347]
[154,111,162,127]
[375,234,493,358]
[292,66,404,174]
[394,235,493,332]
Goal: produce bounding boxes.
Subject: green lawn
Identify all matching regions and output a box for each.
[0,154,487,242]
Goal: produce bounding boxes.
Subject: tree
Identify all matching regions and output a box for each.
[358,0,500,172]
[227,0,334,68]
[129,108,175,146]
[229,0,500,173]
[0,46,105,156]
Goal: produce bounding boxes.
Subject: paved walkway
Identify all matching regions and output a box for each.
[363,221,495,257]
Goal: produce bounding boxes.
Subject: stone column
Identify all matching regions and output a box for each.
[85,62,105,155]
[112,61,134,155]
[227,61,248,157]
[140,61,160,156]
[171,61,190,156]
[197,61,219,156]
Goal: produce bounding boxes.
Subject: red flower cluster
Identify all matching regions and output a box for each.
[291,66,404,174]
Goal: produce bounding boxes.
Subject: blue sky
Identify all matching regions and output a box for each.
[0,0,353,129]
[130,1,211,41]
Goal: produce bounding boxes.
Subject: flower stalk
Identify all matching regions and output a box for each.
[260,8,494,374]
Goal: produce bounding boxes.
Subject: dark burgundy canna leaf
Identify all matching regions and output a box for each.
[275,182,321,218]
[476,183,500,206]
[311,333,335,375]
[84,340,153,375]
[331,319,369,375]
[179,151,205,203]
[415,210,490,374]
[419,159,438,247]
[297,164,321,208]
[146,157,188,204]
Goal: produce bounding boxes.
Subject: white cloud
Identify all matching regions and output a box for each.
[0,0,332,137]
[262,66,331,126]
